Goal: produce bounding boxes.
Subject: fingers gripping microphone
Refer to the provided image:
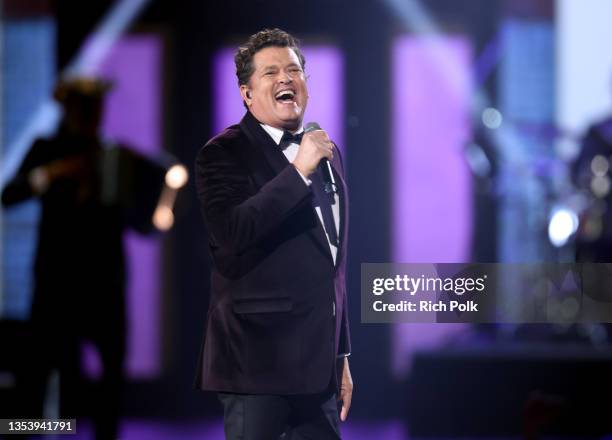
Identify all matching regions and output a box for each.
[304,122,338,195]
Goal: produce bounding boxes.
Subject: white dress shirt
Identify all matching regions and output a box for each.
[260,123,340,265]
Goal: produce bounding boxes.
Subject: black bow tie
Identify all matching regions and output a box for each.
[280,130,304,147]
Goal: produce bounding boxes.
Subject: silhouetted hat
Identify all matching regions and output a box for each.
[53,76,113,103]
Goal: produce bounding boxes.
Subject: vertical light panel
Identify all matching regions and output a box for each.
[391,36,472,263]
[95,35,163,378]
[497,20,554,265]
[1,19,56,319]
[391,36,473,377]
[557,0,612,137]
[212,46,344,153]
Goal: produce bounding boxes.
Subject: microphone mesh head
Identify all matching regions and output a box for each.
[304,122,321,133]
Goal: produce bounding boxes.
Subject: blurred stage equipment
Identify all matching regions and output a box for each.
[98,142,187,233]
[154,164,189,231]
[405,345,612,437]
[571,116,612,261]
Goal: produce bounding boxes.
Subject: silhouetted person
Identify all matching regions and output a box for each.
[570,83,612,348]
[571,106,612,262]
[2,77,164,439]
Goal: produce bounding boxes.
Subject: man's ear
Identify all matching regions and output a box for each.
[240,85,252,106]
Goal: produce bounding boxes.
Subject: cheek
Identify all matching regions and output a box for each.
[299,90,308,105]
[299,83,309,100]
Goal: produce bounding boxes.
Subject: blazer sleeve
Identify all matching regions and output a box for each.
[1,140,45,206]
[195,142,313,255]
[339,296,351,355]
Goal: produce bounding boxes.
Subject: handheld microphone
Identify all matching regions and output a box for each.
[304,122,338,195]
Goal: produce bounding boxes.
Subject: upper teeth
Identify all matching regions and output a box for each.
[276,90,295,99]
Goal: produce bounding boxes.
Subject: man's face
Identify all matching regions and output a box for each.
[64,95,103,138]
[241,46,308,131]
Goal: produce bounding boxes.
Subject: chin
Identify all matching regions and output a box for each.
[280,118,302,130]
[276,113,302,126]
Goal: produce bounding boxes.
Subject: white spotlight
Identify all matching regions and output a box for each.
[482,107,503,129]
[153,205,174,231]
[548,208,579,247]
[165,164,188,190]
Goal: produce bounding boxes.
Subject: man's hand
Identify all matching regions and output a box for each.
[28,156,92,195]
[292,129,334,177]
[338,356,353,422]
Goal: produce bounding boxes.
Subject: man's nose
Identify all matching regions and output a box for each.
[278,72,293,83]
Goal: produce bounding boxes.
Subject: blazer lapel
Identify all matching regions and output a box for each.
[239,111,289,186]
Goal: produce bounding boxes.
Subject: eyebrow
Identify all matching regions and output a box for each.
[260,62,302,72]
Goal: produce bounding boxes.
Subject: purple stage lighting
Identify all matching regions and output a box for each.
[391,35,473,377]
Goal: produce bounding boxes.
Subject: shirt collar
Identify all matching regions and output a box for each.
[260,123,304,146]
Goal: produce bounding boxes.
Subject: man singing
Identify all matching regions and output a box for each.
[194,28,353,439]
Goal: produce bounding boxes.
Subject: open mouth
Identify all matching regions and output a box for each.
[275,89,296,104]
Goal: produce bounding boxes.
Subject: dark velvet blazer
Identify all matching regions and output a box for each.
[194,111,350,395]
